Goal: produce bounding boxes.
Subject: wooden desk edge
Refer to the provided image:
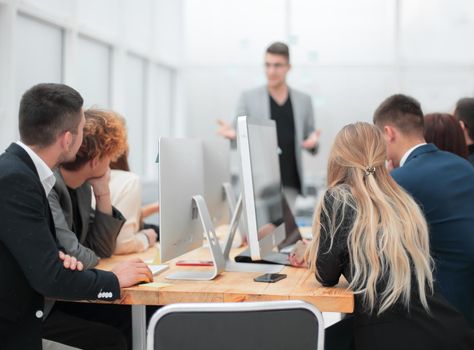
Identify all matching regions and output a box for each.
[93,246,355,313]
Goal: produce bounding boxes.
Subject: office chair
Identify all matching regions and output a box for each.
[146,300,324,350]
[42,340,79,350]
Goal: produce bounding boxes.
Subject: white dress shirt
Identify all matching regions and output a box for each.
[399,143,427,167]
[16,141,56,196]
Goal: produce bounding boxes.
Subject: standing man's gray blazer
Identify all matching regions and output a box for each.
[235,85,317,194]
[48,170,125,269]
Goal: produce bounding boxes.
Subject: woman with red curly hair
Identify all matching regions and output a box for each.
[45,108,144,348]
[49,108,129,269]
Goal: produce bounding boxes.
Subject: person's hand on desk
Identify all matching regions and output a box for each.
[216,119,236,140]
[143,228,158,247]
[302,130,321,151]
[289,240,307,268]
[59,251,84,271]
[112,258,153,288]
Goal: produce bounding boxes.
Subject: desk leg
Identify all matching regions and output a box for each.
[132,305,146,350]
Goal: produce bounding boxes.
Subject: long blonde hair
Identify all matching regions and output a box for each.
[305,122,433,314]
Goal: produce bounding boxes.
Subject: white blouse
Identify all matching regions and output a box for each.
[109,169,150,254]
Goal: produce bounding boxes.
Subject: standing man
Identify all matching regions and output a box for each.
[218,42,320,212]
[454,97,474,165]
[0,83,152,349]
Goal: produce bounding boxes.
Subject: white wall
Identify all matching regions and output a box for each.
[0,0,183,182]
[76,35,111,109]
[2,0,474,186]
[181,0,474,183]
[15,13,63,125]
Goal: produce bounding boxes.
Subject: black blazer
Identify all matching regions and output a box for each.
[0,143,120,349]
[315,188,474,350]
[391,144,474,327]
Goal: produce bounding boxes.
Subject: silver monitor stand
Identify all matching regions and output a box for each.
[223,182,237,215]
[222,182,247,245]
[166,193,283,280]
[222,195,283,274]
[166,195,226,281]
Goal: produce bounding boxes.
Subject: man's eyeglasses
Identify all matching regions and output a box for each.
[265,63,288,69]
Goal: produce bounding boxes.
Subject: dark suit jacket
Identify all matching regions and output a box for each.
[391,144,474,327]
[468,144,474,166]
[0,143,120,349]
[49,170,125,269]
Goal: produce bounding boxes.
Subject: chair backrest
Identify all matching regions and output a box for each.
[146,300,324,350]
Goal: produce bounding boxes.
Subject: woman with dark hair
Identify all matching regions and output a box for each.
[424,113,469,159]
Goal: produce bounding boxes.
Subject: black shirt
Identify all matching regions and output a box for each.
[269,94,301,192]
[67,187,83,240]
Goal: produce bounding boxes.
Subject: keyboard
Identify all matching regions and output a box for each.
[147,264,169,276]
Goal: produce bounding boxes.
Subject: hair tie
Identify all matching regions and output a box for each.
[364,166,376,176]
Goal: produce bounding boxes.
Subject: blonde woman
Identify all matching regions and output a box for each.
[290,122,474,350]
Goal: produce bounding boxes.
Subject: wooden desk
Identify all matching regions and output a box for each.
[97,246,353,350]
[98,246,354,313]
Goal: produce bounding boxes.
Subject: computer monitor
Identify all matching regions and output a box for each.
[202,139,231,227]
[159,137,205,263]
[237,116,286,261]
[158,137,225,280]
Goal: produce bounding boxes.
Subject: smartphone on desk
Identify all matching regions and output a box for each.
[254,273,287,283]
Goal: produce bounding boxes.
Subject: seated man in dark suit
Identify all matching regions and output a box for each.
[0,83,152,350]
[454,97,474,165]
[373,94,474,327]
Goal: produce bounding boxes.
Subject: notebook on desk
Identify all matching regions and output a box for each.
[234,195,302,266]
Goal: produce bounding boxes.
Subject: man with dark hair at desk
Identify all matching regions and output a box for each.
[0,83,152,349]
[373,94,474,327]
[454,97,474,165]
[217,42,320,212]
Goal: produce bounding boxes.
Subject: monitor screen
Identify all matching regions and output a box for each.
[247,122,284,236]
[159,137,204,263]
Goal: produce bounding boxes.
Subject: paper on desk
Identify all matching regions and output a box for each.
[139,282,172,289]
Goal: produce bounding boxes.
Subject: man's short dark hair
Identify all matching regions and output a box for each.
[19,83,84,148]
[454,97,474,140]
[373,94,424,136]
[266,42,290,62]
